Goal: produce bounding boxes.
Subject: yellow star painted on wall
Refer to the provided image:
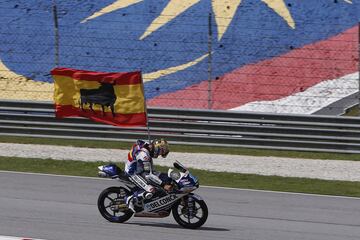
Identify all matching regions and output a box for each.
[81,0,296,41]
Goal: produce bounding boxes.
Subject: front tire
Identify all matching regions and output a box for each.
[97,187,133,223]
[172,194,208,229]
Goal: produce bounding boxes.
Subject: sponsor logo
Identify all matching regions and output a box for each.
[132,175,147,188]
[145,194,178,212]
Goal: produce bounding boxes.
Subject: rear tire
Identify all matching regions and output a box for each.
[97,187,133,223]
[172,194,208,229]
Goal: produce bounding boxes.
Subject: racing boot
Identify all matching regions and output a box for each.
[138,190,153,200]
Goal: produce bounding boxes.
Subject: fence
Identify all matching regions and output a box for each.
[0,2,359,114]
[1,100,360,154]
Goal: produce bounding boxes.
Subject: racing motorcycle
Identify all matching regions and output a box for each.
[97,161,208,229]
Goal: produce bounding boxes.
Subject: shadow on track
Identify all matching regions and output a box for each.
[127,222,230,231]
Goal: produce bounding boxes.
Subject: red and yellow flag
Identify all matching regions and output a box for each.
[52,67,147,127]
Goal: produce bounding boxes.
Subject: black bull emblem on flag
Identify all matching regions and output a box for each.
[79,83,117,117]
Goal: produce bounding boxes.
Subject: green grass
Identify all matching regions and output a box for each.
[1,156,360,198]
[1,135,360,198]
[1,135,360,161]
[343,105,359,116]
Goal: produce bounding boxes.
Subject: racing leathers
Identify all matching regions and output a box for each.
[124,140,170,212]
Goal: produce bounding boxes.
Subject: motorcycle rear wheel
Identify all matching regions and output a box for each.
[97,187,133,223]
[172,194,208,229]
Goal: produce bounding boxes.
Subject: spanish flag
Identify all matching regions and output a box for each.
[52,67,147,127]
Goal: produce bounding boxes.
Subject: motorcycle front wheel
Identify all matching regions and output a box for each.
[97,186,133,223]
[172,194,208,229]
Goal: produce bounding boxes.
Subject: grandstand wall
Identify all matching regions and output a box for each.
[0,0,359,114]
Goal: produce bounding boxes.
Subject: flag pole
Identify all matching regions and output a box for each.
[141,74,151,142]
[52,0,60,67]
[207,12,213,109]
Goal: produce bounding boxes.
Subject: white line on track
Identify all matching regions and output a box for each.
[1,170,360,200]
[0,235,45,240]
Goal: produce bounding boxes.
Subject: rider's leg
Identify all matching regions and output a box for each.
[125,189,144,213]
[125,174,155,212]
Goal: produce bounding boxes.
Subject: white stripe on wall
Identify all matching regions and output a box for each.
[231,72,359,114]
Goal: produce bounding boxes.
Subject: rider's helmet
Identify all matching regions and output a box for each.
[151,138,169,158]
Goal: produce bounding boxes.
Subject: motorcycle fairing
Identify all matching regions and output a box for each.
[98,164,120,177]
[143,193,186,212]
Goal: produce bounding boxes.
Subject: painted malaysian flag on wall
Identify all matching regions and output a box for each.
[0,0,358,114]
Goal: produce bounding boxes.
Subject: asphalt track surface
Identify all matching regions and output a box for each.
[0,171,359,240]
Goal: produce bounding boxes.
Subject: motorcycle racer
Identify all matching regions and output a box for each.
[124,138,172,212]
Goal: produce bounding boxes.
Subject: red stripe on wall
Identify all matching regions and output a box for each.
[148,26,358,110]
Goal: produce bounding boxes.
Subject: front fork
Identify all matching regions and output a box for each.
[181,195,197,218]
